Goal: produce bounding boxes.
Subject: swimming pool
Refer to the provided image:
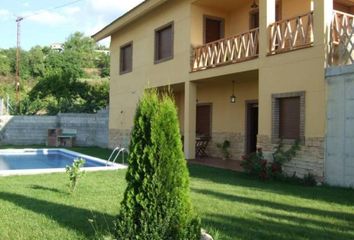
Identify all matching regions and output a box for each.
[0,149,127,176]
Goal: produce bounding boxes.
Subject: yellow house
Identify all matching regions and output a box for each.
[93,0,354,181]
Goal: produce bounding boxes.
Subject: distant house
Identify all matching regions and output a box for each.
[50,43,64,52]
[93,0,354,187]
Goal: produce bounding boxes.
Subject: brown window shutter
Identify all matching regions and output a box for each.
[205,18,223,43]
[196,105,211,137]
[159,27,172,59]
[120,43,132,73]
[249,10,259,29]
[155,24,173,61]
[279,97,300,139]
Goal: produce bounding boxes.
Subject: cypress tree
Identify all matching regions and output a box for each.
[115,90,200,239]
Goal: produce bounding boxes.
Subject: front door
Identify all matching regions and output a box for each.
[196,104,212,137]
[246,101,259,154]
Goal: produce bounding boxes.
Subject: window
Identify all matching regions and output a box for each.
[120,42,132,74]
[155,22,174,63]
[272,92,305,142]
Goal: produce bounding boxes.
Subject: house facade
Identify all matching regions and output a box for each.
[93,0,354,184]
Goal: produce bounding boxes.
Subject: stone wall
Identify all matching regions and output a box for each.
[206,132,245,160]
[257,135,325,179]
[109,129,131,149]
[0,110,108,148]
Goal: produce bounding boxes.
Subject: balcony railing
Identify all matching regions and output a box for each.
[329,10,354,66]
[191,28,259,72]
[269,11,314,55]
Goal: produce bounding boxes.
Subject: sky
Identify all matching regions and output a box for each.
[0,0,144,50]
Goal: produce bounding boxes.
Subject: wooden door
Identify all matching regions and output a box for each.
[204,17,224,44]
[246,102,259,154]
[196,104,212,137]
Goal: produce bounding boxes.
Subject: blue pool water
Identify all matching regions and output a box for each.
[0,149,107,171]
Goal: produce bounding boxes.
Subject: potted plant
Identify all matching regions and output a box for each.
[216,140,231,160]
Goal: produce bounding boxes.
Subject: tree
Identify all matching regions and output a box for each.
[3,48,30,79]
[27,70,109,115]
[0,50,11,76]
[44,50,83,79]
[28,70,86,113]
[64,32,96,68]
[28,46,45,77]
[95,52,110,77]
[115,91,200,239]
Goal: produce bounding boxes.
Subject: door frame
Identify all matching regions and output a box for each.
[245,100,259,154]
[203,15,225,44]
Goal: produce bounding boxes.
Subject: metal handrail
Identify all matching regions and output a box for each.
[106,146,129,166]
[106,146,120,166]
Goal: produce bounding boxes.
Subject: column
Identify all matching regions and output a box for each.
[312,0,333,64]
[259,0,275,58]
[184,81,196,159]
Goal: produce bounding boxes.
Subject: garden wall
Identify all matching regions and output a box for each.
[0,109,108,148]
[325,65,354,187]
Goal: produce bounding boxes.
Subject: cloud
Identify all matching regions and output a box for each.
[63,6,81,15]
[26,10,68,26]
[89,0,144,14]
[0,9,12,21]
[83,0,144,43]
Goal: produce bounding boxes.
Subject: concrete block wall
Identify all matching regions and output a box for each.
[0,110,108,148]
[0,116,58,145]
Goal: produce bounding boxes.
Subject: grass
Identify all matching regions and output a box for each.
[0,146,354,239]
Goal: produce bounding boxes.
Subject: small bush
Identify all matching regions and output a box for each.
[241,148,269,180]
[66,158,86,193]
[302,172,317,186]
[241,141,301,181]
[216,140,231,159]
[114,90,200,239]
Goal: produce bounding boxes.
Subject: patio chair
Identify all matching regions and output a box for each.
[196,136,210,158]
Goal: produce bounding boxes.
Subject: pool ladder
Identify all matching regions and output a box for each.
[106,146,129,166]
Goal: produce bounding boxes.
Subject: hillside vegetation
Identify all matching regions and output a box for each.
[0,32,110,115]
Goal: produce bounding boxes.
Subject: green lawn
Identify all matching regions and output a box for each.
[0,147,354,239]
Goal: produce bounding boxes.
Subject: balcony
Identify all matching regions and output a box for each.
[191,28,259,72]
[191,11,315,72]
[268,11,314,55]
[329,10,354,66]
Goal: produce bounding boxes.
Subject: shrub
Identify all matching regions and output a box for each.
[216,140,231,159]
[241,148,269,180]
[65,158,86,193]
[114,90,200,239]
[302,172,317,186]
[241,140,301,181]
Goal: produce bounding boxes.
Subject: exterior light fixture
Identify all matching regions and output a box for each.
[251,0,258,9]
[230,80,236,103]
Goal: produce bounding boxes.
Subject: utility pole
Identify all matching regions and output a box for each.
[16,16,23,113]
